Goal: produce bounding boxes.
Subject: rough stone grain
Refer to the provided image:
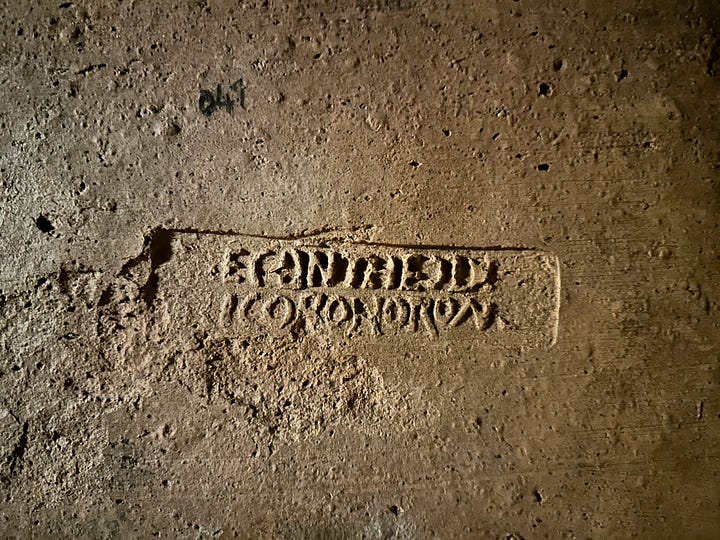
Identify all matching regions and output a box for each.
[1,1,719,538]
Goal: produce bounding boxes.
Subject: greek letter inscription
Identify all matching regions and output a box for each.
[217,245,500,337]
[155,232,561,346]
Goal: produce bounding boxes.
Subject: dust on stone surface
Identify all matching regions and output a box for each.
[1,0,720,538]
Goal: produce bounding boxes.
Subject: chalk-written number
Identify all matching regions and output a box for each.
[199,79,245,117]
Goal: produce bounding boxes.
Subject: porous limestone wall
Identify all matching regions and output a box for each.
[1,1,718,537]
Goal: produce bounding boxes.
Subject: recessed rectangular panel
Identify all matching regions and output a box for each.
[154,231,560,348]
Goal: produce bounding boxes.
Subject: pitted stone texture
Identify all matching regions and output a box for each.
[1,0,719,538]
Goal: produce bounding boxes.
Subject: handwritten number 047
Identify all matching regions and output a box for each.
[199,79,245,117]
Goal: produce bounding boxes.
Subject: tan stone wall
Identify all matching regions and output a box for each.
[1,1,718,537]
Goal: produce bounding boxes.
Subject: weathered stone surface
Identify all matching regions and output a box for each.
[1,0,719,538]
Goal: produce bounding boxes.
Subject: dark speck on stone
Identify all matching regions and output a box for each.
[35,215,54,233]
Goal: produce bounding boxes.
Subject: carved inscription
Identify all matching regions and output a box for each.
[154,232,561,347]
[217,245,498,336]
